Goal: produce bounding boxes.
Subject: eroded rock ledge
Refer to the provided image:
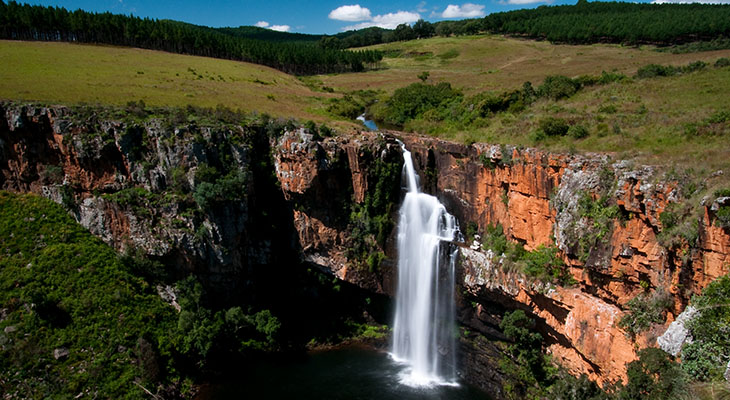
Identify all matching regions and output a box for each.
[2,104,729,397]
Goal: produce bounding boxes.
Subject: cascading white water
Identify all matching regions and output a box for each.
[392,141,459,387]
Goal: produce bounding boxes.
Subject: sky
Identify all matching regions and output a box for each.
[26,0,730,34]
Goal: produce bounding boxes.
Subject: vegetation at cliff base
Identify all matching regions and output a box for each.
[682,273,730,382]
[0,192,179,398]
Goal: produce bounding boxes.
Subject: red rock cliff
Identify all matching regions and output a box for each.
[3,104,729,395]
[397,132,730,385]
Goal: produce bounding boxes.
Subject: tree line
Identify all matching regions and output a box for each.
[0,1,382,75]
[483,0,730,45]
[322,1,730,49]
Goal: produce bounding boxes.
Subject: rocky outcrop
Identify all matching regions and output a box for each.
[2,104,730,396]
[397,132,730,385]
[657,306,698,356]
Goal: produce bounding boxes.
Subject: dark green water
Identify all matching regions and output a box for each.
[199,345,490,400]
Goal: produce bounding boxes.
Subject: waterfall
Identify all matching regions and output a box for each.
[392,141,459,387]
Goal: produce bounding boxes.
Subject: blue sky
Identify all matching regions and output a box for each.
[26,0,725,34]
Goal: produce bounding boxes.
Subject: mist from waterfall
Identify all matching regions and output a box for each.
[392,141,459,388]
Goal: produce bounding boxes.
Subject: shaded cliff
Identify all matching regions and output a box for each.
[2,103,729,397]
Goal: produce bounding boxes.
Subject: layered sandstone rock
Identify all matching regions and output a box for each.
[2,104,729,395]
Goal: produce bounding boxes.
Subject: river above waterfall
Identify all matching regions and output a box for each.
[357,113,378,131]
[197,345,490,400]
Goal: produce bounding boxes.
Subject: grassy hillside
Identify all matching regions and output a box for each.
[2,36,729,176]
[319,35,730,183]
[318,35,730,94]
[0,40,334,121]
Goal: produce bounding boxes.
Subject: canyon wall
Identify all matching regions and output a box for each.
[2,104,729,397]
[397,133,730,386]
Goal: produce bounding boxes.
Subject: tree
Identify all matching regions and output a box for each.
[619,348,689,400]
[413,19,435,39]
[393,23,416,41]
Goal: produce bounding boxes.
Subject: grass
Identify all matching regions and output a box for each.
[0,40,336,122]
[459,66,730,179]
[318,34,730,95]
[1,37,729,178]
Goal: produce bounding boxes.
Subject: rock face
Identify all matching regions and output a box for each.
[396,132,730,386]
[2,104,730,397]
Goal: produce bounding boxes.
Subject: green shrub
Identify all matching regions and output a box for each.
[499,310,550,396]
[482,224,572,286]
[714,189,730,229]
[715,57,730,68]
[619,348,689,400]
[707,110,730,124]
[682,60,707,73]
[636,64,679,79]
[437,48,460,60]
[575,193,620,262]
[372,82,462,126]
[682,273,730,381]
[346,155,402,265]
[568,124,589,139]
[539,116,570,136]
[537,75,580,100]
[482,224,510,256]
[103,187,160,217]
[598,104,618,114]
[523,245,574,286]
[657,202,700,248]
[193,170,248,210]
[618,290,673,337]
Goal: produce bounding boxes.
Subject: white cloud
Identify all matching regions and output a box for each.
[652,0,730,3]
[329,4,372,21]
[343,11,421,30]
[254,21,290,32]
[416,1,429,12]
[441,3,486,18]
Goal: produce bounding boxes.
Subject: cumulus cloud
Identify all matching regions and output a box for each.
[329,4,372,21]
[254,21,290,31]
[441,3,486,18]
[343,10,421,30]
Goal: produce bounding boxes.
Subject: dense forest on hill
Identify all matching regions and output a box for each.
[483,1,730,45]
[327,1,730,49]
[0,1,382,75]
